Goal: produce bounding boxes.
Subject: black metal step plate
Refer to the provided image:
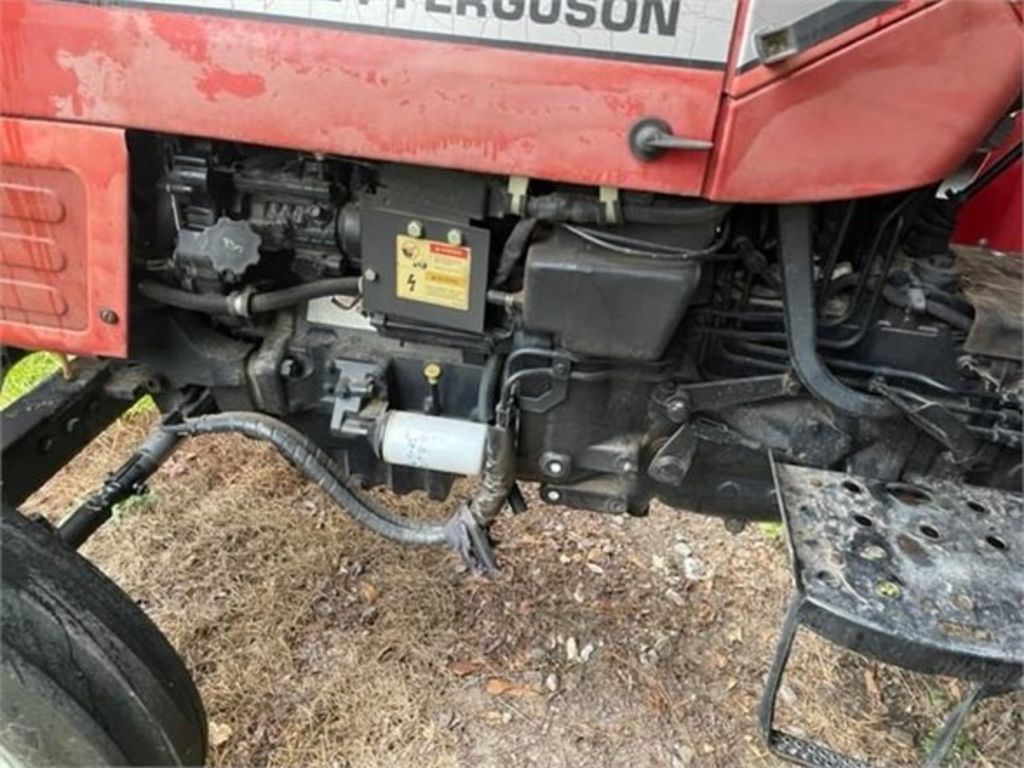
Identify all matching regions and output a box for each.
[774,464,1023,687]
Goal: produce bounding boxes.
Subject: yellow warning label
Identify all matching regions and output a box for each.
[395,235,471,311]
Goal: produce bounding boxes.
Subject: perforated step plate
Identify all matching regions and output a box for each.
[774,464,1023,687]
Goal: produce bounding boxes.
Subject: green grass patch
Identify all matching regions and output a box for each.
[1,351,156,415]
[0,352,62,408]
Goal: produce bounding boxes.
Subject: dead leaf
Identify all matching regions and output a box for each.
[209,721,233,748]
[448,660,483,677]
[485,677,514,695]
[864,667,881,703]
[484,677,540,698]
[359,582,380,604]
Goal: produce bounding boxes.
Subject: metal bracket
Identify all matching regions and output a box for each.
[1,360,156,508]
[507,175,530,217]
[649,419,761,486]
[655,373,797,423]
[871,381,980,463]
[329,359,385,439]
[598,186,621,225]
[516,355,571,415]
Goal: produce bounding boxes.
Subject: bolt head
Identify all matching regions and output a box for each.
[363,268,379,282]
[446,228,464,246]
[723,517,747,534]
[875,579,902,600]
[422,362,443,385]
[544,489,562,503]
[666,397,689,422]
[651,457,685,484]
[406,220,424,238]
[99,308,119,325]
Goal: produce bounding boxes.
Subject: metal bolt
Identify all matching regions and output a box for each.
[607,500,628,515]
[876,579,902,600]
[723,517,747,535]
[665,395,689,423]
[544,488,562,503]
[406,220,424,238]
[616,457,636,474]
[650,456,686,485]
[99,308,119,325]
[541,452,570,478]
[446,228,464,246]
[363,268,379,282]
[423,362,443,385]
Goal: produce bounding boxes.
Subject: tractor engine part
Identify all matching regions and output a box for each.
[376,411,489,477]
[2,2,1023,764]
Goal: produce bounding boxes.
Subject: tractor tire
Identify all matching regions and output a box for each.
[0,505,207,766]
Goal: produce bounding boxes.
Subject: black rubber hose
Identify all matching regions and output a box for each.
[138,277,361,316]
[492,218,537,287]
[523,193,725,225]
[882,285,974,331]
[250,278,360,313]
[167,412,449,545]
[137,281,233,314]
[473,354,504,423]
[620,202,725,226]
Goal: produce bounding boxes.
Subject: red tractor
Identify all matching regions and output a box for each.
[1,1,1021,765]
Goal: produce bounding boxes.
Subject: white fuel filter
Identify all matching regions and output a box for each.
[378,412,488,476]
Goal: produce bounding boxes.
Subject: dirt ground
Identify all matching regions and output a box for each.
[26,413,1023,768]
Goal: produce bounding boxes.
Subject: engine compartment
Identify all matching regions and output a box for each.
[125,133,1023,528]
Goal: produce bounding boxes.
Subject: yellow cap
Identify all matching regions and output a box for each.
[423,362,443,385]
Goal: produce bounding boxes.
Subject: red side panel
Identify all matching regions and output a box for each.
[0,117,128,357]
[707,0,1023,202]
[725,0,928,98]
[0,0,728,197]
[954,142,1023,254]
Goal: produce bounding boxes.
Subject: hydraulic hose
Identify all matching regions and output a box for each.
[882,285,974,331]
[167,412,449,545]
[167,412,513,572]
[138,277,361,317]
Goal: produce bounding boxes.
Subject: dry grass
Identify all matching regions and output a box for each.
[22,413,1024,767]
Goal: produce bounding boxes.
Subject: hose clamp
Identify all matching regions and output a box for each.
[226,286,256,318]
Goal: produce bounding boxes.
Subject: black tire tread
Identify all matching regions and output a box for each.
[1,506,207,766]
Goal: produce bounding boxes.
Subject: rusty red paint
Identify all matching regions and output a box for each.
[0,0,722,196]
[0,0,1020,206]
[195,66,266,101]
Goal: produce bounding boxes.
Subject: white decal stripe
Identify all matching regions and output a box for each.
[125,0,740,66]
